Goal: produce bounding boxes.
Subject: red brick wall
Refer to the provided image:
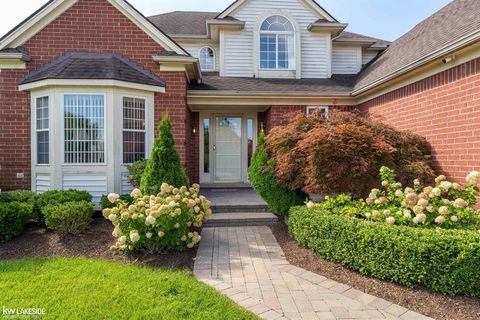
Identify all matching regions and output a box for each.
[0,0,189,191]
[358,58,480,182]
[264,105,355,133]
[265,106,306,133]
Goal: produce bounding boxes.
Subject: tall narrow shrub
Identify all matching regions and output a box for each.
[141,113,189,194]
[248,132,306,215]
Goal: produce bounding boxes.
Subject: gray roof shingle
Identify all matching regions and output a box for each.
[355,0,480,92]
[189,73,356,96]
[19,52,165,87]
[148,11,219,36]
[334,31,390,48]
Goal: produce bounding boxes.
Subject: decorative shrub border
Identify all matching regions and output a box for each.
[289,206,480,297]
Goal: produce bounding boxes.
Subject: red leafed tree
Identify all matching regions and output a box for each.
[266,110,435,196]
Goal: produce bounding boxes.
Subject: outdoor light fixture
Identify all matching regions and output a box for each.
[442,56,455,64]
[192,125,197,134]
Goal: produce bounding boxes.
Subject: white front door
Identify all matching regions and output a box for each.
[214,116,243,182]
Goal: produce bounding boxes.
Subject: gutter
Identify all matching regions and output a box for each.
[353,29,480,96]
[187,90,353,97]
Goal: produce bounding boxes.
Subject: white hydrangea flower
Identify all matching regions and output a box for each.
[413,179,421,186]
[435,216,446,224]
[130,232,140,243]
[435,175,446,184]
[466,171,480,186]
[306,201,315,209]
[395,190,403,197]
[439,181,452,191]
[118,236,127,244]
[438,206,449,215]
[381,181,389,187]
[450,215,459,222]
[417,199,429,208]
[145,215,156,226]
[107,193,120,204]
[158,231,165,238]
[431,188,442,197]
[453,198,468,209]
[403,210,412,219]
[146,232,153,239]
[365,212,372,219]
[386,217,395,225]
[108,214,117,222]
[416,213,427,224]
[130,188,142,198]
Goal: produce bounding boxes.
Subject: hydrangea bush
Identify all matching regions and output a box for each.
[103,183,211,252]
[307,167,480,230]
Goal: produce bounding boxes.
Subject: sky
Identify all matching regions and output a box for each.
[0,0,452,41]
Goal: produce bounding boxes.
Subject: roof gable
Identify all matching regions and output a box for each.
[0,0,188,55]
[217,0,337,22]
[354,0,480,93]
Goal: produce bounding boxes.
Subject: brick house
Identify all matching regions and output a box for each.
[0,0,478,200]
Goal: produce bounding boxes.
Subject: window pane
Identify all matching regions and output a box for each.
[36,96,49,164]
[37,131,49,165]
[199,47,215,71]
[247,119,254,168]
[64,95,105,164]
[203,118,210,174]
[123,97,146,164]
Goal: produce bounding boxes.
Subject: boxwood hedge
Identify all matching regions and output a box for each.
[289,206,480,297]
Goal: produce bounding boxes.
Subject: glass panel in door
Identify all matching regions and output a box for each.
[215,116,242,182]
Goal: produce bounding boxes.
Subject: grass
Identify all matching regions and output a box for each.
[0,257,259,320]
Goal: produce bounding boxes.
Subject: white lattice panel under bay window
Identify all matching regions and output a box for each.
[62,175,107,203]
[35,174,51,193]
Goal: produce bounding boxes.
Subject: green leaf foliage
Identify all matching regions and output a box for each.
[289,206,480,297]
[126,159,147,187]
[141,113,189,194]
[100,194,134,210]
[0,202,33,242]
[43,201,94,235]
[0,190,39,222]
[248,132,306,215]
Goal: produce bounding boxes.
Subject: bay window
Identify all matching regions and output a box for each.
[122,97,146,164]
[64,94,105,164]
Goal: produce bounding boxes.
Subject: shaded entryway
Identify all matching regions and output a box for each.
[201,186,278,227]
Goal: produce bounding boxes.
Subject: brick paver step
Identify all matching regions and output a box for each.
[204,212,278,227]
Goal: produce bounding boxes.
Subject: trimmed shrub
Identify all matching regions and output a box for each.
[43,201,94,235]
[37,190,92,209]
[141,113,189,195]
[126,159,147,187]
[0,190,39,221]
[0,202,34,242]
[289,206,480,296]
[103,184,210,252]
[100,194,134,210]
[248,132,306,215]
[267,111,435,197]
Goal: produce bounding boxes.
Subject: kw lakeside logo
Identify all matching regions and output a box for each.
[2,307,46,318]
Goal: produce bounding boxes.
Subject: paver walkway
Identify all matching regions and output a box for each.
[194,226,432,320]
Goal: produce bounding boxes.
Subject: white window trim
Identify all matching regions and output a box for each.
[259,15,296,71]
[306,106,329,116]
[198,47,216,71]
[34,94,51,166]
[61,93,107,166]
[121,95,148,165]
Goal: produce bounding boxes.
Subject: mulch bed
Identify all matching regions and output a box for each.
[271,221,480,320]
[0,218,196,270]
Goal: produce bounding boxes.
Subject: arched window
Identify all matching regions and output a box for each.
[199,47,215,71]
[260,15,295,69]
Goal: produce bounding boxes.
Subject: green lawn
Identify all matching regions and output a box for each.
[0,257,259,320]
